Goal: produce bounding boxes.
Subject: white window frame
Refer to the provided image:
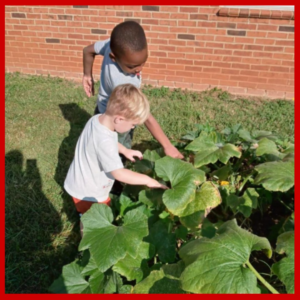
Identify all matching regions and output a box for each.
[220,6,294,11]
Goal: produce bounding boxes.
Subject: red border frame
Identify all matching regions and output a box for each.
[3,2,296,298]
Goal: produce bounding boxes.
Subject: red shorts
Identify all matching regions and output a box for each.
[72,197,111,214]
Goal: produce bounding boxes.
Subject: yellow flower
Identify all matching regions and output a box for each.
[220,181,229,186]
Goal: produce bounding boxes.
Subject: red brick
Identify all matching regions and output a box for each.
[177,47,194,53]
[256,38,275,45]
[142,19,159,25]
[178,20,197,27]
[257,25,278,31]
[159,20,176,26]
[221,69,240,75]
[160,6,179,12]
[168,52,185,59]
[200,78,219,86]
[232,63,250,70]
[222,56,242,63]
[267,32,288,39]
[188,28,207,34]
[180,7,198,13]
[194,61,212,67]
[170,13,189,20]
[212,62,231,68]
[214,49,232,55]
[228,87,247,95]
[282,61,294,67]
[191,84,210,91]
[170,27,188,34]
[285,92,294,99]
[253,52,272,58]
[176,59,194,65]
[266,91,286,98]
[215,36,234,43]
[195,34,214,41]
[247,31,267,38]
[225,44,243,50]
[186,41,205,47]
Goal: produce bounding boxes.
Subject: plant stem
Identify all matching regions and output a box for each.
[278,199,293,212]
[245,260,279,294]
[238,174,252,192]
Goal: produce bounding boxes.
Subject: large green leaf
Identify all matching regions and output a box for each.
[254,161,294,192]
[252,130,278,141]
[103,270,124,294]
[256,138,284,160]
[145,220,177,263]
[227,188,259,218]
[185,132,241,167]
[49,261,90,294]
[180,182,222,228]
[132,261,186,294]
[117,193,141,216]
[271,231,294,294]
[238,129,278,143]
[179,219,272,294]
[211,164,233,181]
[79,204,148,272]
[155,156,205,216]
[88,269,105,294]
[112,242,154,282]
[134,149,164,176]
[139,189,165,211]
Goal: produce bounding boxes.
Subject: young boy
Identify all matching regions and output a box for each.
[64,84,168,236]
[82,20,183,159]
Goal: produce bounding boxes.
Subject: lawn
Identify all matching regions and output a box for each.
[5,72,294,293]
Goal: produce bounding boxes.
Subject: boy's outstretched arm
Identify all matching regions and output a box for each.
[111,168,168,189]
[144,113,184,159]
[83,43,96,97]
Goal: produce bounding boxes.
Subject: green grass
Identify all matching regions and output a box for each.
[5,72,294,293]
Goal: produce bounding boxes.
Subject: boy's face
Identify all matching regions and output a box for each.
[114,116,139,133]
[110,48,148,76]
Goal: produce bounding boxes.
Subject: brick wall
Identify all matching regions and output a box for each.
[5,5,294,99]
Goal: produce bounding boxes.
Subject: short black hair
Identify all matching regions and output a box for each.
[110,21,147,57]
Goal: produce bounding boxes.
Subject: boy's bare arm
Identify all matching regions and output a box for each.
[144,113,184,159]
[111,168,168,189]
[83,43,96,97]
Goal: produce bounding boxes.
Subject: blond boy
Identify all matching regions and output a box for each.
[64,84,167,235]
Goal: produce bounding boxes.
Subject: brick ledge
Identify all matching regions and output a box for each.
[217,8,294,20]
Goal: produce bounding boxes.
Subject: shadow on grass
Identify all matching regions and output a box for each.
[5,150,77,293]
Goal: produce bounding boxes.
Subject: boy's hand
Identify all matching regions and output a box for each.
[123,149,143,162]
[83,75,94,97]
[146,178,169,189]
[164,145,184,159]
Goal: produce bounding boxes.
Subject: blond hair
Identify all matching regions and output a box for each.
[106,84,150,124]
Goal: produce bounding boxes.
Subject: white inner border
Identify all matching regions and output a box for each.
[220,6,294,11]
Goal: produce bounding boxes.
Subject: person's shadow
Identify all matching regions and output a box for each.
[54,103,91,237]
[5,150,64,293]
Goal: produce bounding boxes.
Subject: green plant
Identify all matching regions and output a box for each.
[49,125,294,294]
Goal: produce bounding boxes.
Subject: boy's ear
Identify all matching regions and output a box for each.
[114,116,125,124]
[109,52,116,62]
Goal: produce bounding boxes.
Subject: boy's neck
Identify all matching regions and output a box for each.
[98,113,115,132]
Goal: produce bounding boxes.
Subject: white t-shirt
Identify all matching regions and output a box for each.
[94,39,142,113]
[64,114,124,202]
